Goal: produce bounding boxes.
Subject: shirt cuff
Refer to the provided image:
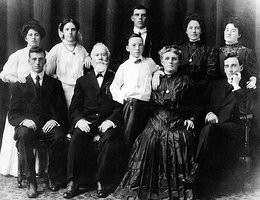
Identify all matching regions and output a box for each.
[205,112,214,120]
[232,86,241,92]
[19,119,26,125]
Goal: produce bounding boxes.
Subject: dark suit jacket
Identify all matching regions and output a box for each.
[8,74,68,131]
[205,79,251,123]
[110,28,162,69]
[69,69,123,130]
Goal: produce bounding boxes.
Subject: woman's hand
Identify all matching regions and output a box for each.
[246,76,257,89]
[184,119,194,130]
[84,56,92,69]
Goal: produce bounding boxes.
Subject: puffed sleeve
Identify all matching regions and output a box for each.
[242,48,259,79]
[45,45,58,77]
[204,46,219,83]
[0,52,20,82]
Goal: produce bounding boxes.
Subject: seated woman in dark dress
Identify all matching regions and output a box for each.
[109,45,198,200]
[219,16,258,89]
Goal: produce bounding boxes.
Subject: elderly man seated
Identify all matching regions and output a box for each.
[183,52,256,186]
[63,43,123,199]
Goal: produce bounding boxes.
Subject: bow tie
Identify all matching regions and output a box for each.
[134,59,142,64]
[135,30,147,35]
[96,73,103,78]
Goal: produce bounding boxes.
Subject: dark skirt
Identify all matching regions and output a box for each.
[113,110,195,200]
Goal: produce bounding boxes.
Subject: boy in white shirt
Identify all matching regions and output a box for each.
[110,33,161,157]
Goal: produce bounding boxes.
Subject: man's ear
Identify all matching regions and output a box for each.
[131,15,134,22]
[126,45,130,52]
[240,65,243,71]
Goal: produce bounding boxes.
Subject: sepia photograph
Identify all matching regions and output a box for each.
[0,0,259,199]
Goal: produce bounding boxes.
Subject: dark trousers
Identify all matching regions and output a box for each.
[67,125,123,188]
[123,98,152,155]
[195,122,244,170]
[15,125,64,182]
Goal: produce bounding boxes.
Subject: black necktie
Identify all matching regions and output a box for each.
[96,73,103,78]
[35,75,40,87]
[35,75,41,97]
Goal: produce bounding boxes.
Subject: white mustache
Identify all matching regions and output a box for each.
[95,61,109,66]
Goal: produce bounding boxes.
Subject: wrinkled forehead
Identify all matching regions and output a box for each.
[92,46,108,55]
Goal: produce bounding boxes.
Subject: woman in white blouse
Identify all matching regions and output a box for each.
[0,20,45,176]
[46,18,91,107]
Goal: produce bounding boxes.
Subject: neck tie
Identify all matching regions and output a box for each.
[134,59,142,64]
[35,75,41,97]
[96,73,103,78]
[35,75,40,87]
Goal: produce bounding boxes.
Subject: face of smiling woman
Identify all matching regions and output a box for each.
[186,20,202,42]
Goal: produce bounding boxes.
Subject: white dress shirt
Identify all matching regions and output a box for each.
[95,70,106,87]
[110,56,158,104]
[133,27,147,45]
[30,71,44,86]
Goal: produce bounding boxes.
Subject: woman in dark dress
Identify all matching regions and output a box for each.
[179,14,218,99]
[110,45,197,200]
[219,17,258,89]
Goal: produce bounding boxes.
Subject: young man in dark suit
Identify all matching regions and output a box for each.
[111,5,162,69]
[183,53,256,187]
[63,43,123,199]
[8,46,67,198]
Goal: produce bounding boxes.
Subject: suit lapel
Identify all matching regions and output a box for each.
[88,71,100,92]
[41,74,50,98]
[100,71,112,93]
[218,82,236,123]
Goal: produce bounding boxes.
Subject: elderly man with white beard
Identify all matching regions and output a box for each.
[63,43,123,199]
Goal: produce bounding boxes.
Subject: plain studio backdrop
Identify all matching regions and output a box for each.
[0,0,259,153]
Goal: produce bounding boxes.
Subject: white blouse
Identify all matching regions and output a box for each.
[0,47,31,82]
[46,42,89,86]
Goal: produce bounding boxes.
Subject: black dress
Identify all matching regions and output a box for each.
[179,41,219,95]
[219,43,259,80]
[113,73,197,200]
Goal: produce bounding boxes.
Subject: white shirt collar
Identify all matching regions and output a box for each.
[133,27,147,35]
[30,71,44,80]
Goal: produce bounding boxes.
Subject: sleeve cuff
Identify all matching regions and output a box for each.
[205,112,214,120]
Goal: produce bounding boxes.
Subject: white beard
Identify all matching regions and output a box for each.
[94,62,108,73]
